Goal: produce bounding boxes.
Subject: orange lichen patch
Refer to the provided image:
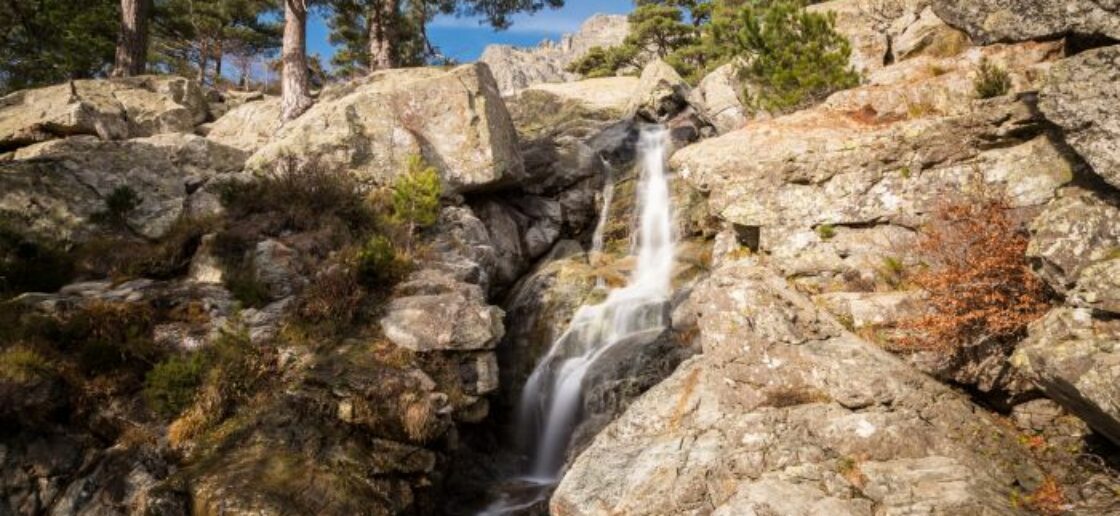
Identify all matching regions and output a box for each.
[1016,476,1067,515]
[844,104,907,126]
[669,367,701,431]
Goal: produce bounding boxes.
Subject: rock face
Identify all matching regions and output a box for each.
[553,264,1060,515]
[204,96,282,152]
[687,63,748,134]
[1013,306,1120,446]
[932,0,1120,44]
[0,133,247,241]
[247,64,523,195]
[1039,45,1120,191]
[1026,187,1120,294]
[0,76,208,152]
[628,60,690,122]
[381,271,505,352]
[480,14,630,95]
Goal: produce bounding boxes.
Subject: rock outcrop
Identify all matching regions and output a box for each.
[204,96,282,152]
[247,64,523,195]
[932,0,1120,44]
[553,263,1068,514]
[0,76,208,152]
[1039,45,1120,191]
[480,14,630,95]
[687,63,748,134]
[0,133,247,241]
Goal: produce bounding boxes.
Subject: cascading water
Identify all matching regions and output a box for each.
[479,125,675,509]
[517,125,674,481]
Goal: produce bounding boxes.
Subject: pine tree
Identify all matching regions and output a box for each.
[0,0,119,93]
[113,0,152,77]
[281,0,314,121]
[733,0,858,113]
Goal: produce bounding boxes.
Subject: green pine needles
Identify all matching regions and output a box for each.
[568,0,859,115]
[735,1,859,114]
[392,155,442,252]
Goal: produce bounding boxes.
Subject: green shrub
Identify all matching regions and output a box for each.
[736,1,860,113]
[817,224,837,240]
[356,235,410,288]
[0,217,75,297]
[392,155,442,251]
[224,263,272,309]
[59,301,158,373]
[144,352,208,417]
[91,185,142,226]
[0,347,52,383]
[973,58,1011,99]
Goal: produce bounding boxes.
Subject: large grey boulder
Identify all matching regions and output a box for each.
[627,60,690,122]
[1039,45,1120,190]
[480,14,630,95]
[553,264,1067,514]
[205,96,282,152]
[0,76,208,152]
[687,63,748,134]
[1026,187,1120,294]
[932,0,1120,44]
[247,64,523,195]
[1012,307,1120,446]
[0,133,247,241]
[380,270,505,352]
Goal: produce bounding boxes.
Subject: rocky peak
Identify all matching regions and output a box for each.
[480,14,630,95]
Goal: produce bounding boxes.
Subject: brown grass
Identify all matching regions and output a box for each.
[894,198,1050,353]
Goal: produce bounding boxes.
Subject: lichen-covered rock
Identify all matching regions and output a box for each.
[380,270,505,352]
[0,76,208,151]
[628,60,690,122]
[525,77,640,115]
[932,0,1120,44]
[205,96,282,152]
[0,133,247,241]
[247,64,524,195]
[813,290,925,329]
[1026,187,1120,294]
[1012,307,1120,446]
[1069,258,1120,314]
[480,14,630,95]
[675,99,1069,258]
[1039,45,1120,190]
[552,264,1064,515]
[687,63,748,134]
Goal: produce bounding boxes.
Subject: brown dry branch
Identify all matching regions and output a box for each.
[894,198,1050,354]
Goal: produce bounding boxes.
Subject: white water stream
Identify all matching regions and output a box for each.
[517,125,675,481]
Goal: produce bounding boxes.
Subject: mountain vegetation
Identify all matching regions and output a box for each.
[568,0,856,113]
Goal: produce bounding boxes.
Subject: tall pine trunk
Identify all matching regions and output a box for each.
[281,0,314,121]
[111,0,150,77]
[369,0,399,71]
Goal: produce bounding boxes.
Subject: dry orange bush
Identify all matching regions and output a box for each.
[896,198,1050,353]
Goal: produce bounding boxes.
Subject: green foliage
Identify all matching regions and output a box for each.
[59,301,159,373]
[356,235,410,288]
[0,347,51,383]
[973,58,1011,99]
[144,351,208,417]
[569,0,858,100]
[817,224,836,240]
[0,217,75,298]
[392,155,443,237]
[0,0,118,94]
[734,0,859,113]
[151,0,281,85]
[143,322,258,418]
[91,186,142,227]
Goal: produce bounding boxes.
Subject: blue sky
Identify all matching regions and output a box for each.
[306,0,633,65]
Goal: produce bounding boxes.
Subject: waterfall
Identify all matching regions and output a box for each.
[517,125,675,481]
